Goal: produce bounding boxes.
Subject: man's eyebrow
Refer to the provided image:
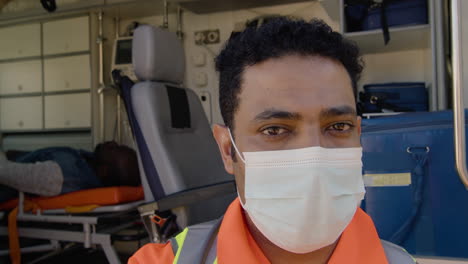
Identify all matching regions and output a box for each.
[253,108,303,122]
[320,105,357,118]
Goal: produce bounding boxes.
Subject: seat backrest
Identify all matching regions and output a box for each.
[129,25,234,225]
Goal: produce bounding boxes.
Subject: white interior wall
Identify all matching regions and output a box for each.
[359,49,430,88]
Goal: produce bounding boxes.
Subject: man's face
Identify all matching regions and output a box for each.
[213,55,361,204]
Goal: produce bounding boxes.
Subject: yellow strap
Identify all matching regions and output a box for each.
[173,228,189,264]
[8,207,20,264]
[64,204,100,213]
[213,257,218,264]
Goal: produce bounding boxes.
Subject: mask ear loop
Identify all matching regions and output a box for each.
[228,129,246,163]
[228,129,248,208]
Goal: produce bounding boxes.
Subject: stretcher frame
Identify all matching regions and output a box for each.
[0,192,144,264]
[0,180,236,263]
[137,180,236,243]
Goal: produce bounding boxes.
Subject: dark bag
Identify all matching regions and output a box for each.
[362,0,428,30]
[359,82,428,113]
[345,0,428,44]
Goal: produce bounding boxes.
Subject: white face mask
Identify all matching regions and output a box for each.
[228,129,366,254]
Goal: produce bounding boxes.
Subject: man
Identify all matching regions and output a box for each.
[0,141,141,202]
[129,17,415,263]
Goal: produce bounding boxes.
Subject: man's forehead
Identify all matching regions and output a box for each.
[236,55,356,119]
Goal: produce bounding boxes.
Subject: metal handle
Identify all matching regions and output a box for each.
[98,11,105,142]
[451,0,468,189]
[163,0,169,29]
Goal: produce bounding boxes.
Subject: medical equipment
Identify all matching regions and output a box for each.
[111,36,137,82]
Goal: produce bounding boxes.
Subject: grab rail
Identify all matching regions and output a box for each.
[451,0,468,189]
[98,11,105,142]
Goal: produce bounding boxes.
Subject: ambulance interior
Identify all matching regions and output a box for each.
[0,0,467,263]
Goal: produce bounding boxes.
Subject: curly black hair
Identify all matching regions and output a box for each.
[215,17,363,129]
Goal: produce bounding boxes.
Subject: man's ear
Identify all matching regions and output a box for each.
[213,124,234,174]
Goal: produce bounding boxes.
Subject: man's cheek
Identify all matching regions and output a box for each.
[233,163,246,204]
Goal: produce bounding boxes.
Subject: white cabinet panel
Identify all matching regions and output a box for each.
[45,93,91,129]
[0,23,41,60]
[0,60,42,95]
[43,16,89,55]
[44,55,90,92]
[0,97,42,130]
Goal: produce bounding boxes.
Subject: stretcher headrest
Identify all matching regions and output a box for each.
[133,25,185,84]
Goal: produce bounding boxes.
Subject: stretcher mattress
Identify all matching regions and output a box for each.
[0,186,144,211]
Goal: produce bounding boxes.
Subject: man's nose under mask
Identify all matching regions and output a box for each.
[228,129,366,253]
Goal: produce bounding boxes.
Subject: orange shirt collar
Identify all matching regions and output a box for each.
[217,198,388,264]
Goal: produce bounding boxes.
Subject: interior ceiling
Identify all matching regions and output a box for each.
[0,0,173,23]
[1,0,314,14]
[175,0,313,14]
[0,0,313,23]
[105,1,177,19]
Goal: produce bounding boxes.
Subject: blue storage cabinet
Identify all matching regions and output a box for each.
[361,111,468,258]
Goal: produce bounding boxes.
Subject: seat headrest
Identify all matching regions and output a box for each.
[132,25,185,84]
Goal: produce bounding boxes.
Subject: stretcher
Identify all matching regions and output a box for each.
[0,186,145,264]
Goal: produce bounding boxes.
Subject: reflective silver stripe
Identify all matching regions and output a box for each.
[381,240,417,264]
[171,218,222,264]
[205,235,218,263]
[169,237,178,256]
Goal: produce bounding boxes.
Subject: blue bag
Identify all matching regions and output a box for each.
[361,110,468,258]
[359,82,428,113]
[362,0,428,31]
[345,0,428,44]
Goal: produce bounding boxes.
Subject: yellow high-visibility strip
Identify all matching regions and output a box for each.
[401,247,417,263]
[173,228,189,264]
[364,173,411,186]
[65,204,100,213]
[213,257,218,264]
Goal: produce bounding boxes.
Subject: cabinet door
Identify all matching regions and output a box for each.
[44,93,91,129]
[43,16,89,55]
[0,23,41,60]
[0,97,43,130]
[0,60,42,95]
[44,55,90,92]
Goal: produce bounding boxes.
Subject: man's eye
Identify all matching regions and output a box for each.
[328,123,354,132]
[261,126,289,136]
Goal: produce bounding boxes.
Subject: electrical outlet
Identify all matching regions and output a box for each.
[194,31,206,45]
[194,29,220,45]
[206,30,220,44]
